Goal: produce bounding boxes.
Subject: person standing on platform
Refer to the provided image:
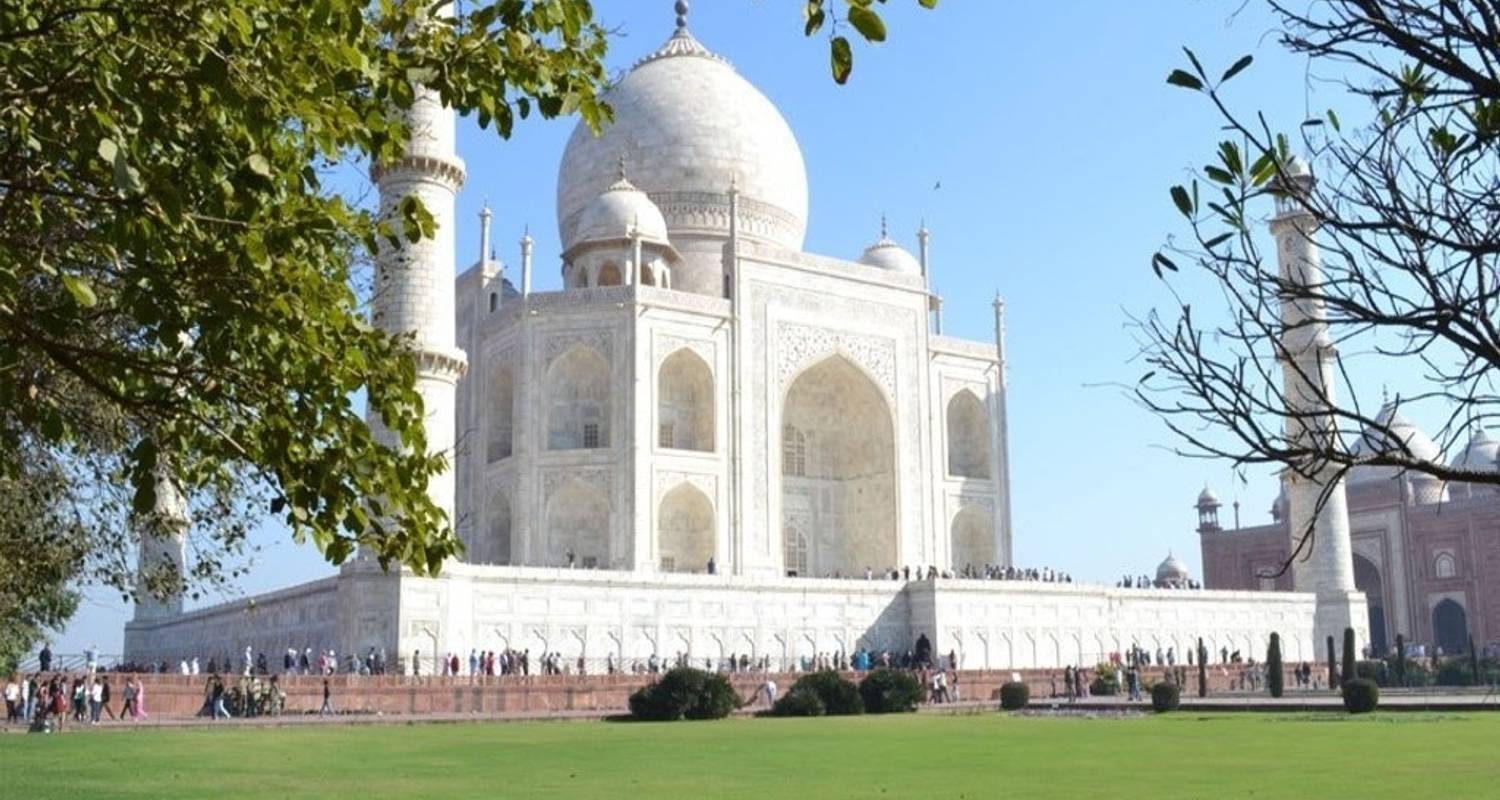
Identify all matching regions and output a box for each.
[319,679,334,717]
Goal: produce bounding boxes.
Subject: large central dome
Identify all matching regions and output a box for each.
[556,21,808,294]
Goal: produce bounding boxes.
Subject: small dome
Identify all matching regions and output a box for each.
[1156,553,1191,584]
[570,171,670,248]
[1271,484,1288,521]
[1452,428,1498,473]
[1349,401,1442,483]
[858,218,921,274]
[1284,155,1311,178]
[1197,485,1219,507]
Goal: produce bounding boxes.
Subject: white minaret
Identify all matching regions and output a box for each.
[132,464,187,621]
[992,292,1013,565]
[519,226,534,296]
[1270,156,1366,648]
[368,15,467,534]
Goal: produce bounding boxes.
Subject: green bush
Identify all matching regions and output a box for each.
[790,671,863,716]
[998,681,1029,710]
[770,685,825,717]
[1090,663,1120,696]
[1341,678,1379,714]
[1355,660,1390,686]
[858,669,923,714]
[1150,681,1180,713]
[1341,628,1357,687]
[627,667,737,721]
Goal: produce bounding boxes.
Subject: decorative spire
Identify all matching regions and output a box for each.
[675,0,689,31]
[880,212,889,240]
[617,153,628,182]
[635,0,726,68]
[478,201,492,265]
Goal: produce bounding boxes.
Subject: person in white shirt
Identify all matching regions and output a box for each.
[190,657,200,675]
[88,679,104,725]
[179,659,190,675]
[762,679,777,707]
[4,678,19,723]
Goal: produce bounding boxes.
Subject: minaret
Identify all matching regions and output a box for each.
[916,221,931,280]
[520,226,534,297]
[132,464,187,621]
[992,292,1014,565]
[1270,156,1365,647]
[368,8,468,534]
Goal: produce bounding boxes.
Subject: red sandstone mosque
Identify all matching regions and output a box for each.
[1199,410,1500,657]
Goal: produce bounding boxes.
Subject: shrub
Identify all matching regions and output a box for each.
[790,671,863,716]
[1266,632,1284,698]
[1150,681,1180,713]
[1341,678,1379,714]
[1355,660,1390,686]
[998,681,1029,710]
[770,686,825,717]
[1197,638,1208,698]
[859,669,923,714]
[1327,635,1339,690]
[627,667,737,721]
[1090,662,1120,696]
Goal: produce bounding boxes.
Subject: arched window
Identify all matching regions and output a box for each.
[485,490,512,566]
[783,523,809,577]
[488,292,498,313]
[1432,599,1469,654]
[1434,552,1458,579]
[658,484,715,572]
[597,261,622,287]
[946,390,991,479]
[780,355,897,577]
[546,479,609,568]
[546,347,610,450]
[487,366,514,462]
[658,349,714,452]
[950,506,995,571]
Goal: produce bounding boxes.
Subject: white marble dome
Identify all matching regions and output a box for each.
[1156,553,1191,585]
[570,173,670,248]
[859,222,922,275]
[1349,402,1442,483]
[1451,428,1498,472]
[556,23,808,292]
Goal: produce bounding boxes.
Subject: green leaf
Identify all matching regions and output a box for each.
[1170,185,1194,217]
[847,6,887,43]
[831,36,853,84]
[1220,54,1253,82]
[1151,252,1179,278]
[1166,70,1203,90]
[247,153,272,178]
[1327,108,1341,132]
[61,274,98,308]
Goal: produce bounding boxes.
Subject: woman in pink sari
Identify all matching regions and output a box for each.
[132,677,147,720]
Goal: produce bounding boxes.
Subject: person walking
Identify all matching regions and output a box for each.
[100,675,116,720]
[88,678,103,725]
[3,676,18,724]
[319,679,334,717]
[132,676,148,720]
[210,675,231,720]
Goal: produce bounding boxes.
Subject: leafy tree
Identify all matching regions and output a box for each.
[0,1,934,658]
[788,670,863,715]
[858,668,922,713]
[801,0,939,84]
[1138,0,1500,571]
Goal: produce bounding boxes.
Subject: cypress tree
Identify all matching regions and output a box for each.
[1395,633,1406,686]
[1197,637,1208,698]
[1341,627,1357,687]
[1267,633,1284,698]
[1327,635,1339,690]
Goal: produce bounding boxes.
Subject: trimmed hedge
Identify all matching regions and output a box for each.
[789,671,863,716]
[770,685,825,717]
[999,681,1029,710]
[1266,632,1284,698]
[1150,681,1180,713]
[628,667,738,721]
[1341,678,1379,714]
[858,669,923,714]
[1091,662,1120,697]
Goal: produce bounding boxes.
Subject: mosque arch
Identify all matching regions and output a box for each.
[483,490,512,566]
[487,366,514,462]
[657,349,714,452]
[1434,552,1458,579]
[950,505,995,572]
[546,346,611,450]
[545,479,609,568]
[1432,599,1469,654]
[596,261,623,287]
[779,355,897,577]
[657,484,715,573]
[946,390,991,479]
[1353,554,1387,656]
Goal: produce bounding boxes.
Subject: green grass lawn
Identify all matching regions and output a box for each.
[3,712,1495,799]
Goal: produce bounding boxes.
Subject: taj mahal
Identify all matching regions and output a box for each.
[123,8,1364,672]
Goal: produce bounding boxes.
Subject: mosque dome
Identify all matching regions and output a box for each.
[1451,428,1498,473]
[569,170,670,249]
[858,219,922,275]
[1156,553,1191,586]
[1197,485,1219,507]
[555,12,807,293]
[1348,402,1442,484]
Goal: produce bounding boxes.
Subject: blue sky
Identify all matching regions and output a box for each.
[57,1,1406,654]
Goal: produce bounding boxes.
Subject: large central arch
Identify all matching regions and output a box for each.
[780,355,897,577]
[1353,554,1387,656]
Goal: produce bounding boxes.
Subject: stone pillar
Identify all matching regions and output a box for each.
[1269,157,1366,648]
[123,463,188,663]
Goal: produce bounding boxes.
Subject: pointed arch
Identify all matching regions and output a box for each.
[545,479,609,568]
[658,349,714,452]
[780,354,897,577]
[950,505,995,571]
[484,489,512,565]
[487,366,514,462]
[546,346,611,450]
[657,483,715,572]
[946,389,991,479]
[597,261,623,287]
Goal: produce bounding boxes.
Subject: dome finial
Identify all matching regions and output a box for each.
[880,212,889,240]
[617,153,628,183]
[675,0,689,31]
